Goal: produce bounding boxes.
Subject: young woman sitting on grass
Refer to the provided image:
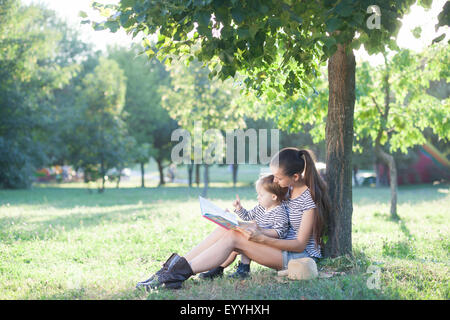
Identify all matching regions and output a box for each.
[136,147,331,290]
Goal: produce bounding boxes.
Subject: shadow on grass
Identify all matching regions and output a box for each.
[0,185,256,209]
[0,206,148,243]
[353,183,449,205]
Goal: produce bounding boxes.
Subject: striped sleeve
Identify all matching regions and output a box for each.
[234,204,265,221]
[269,205,289,239]
[302,190,317,211]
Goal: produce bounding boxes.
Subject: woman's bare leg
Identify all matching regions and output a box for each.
[184,227,227,261]
[188,230,283,273]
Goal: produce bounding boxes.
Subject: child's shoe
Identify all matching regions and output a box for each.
[199,266,224,279]
[228,261,250,279]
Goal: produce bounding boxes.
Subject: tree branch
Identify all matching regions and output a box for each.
[371,96,384,116]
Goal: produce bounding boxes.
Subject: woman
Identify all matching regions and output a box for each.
[137,148,331,290]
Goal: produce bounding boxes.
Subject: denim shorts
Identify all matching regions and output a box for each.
[282,250,318,270]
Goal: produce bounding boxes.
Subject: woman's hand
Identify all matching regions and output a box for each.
[239,221,265,243]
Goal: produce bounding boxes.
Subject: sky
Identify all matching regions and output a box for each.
[23,0,449,65]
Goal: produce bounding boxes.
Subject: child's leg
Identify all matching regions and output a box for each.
[220,251,238,268]
[240,253,251,265]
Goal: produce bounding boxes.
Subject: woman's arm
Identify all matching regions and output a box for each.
[246,209,315,253]
[261,229,279,238]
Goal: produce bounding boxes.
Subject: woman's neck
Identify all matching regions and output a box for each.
[290,182,308,199]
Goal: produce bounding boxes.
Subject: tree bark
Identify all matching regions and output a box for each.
[323,43,355,258]
[375,144,399,219]
[232,163,238,187]
[100,157,105,193]
[374,52,399,220]
[201,164,209,197]
[195,163,200,187]
[156,159,165,186]
[140,162,145,188]
[353,165,359,186]
[116,168,121,189]
[187,163,193,187]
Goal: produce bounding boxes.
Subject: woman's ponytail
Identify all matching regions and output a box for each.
[298,150,331,248]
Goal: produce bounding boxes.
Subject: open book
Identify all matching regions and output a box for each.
[199,196,239,230]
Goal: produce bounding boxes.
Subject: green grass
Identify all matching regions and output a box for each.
[0,168,449,300]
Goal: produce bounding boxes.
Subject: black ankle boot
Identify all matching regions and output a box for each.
[136,253,179,289]
[199,266,224,280]
[145,255,194,290]
[228,261,250,279]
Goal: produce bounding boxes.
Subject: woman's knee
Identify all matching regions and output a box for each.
[223,229,247,248]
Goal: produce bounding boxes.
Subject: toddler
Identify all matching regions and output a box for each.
[199,174,289,279]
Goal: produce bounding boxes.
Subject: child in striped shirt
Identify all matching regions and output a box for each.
[199,174,290,279]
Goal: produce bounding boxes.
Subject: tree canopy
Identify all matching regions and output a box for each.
[87,0,438,101]
[0,1,80,188]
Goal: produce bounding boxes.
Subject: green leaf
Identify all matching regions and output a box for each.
[323,36,337,50]
[79,11,88,18]
[432,33,445,44]
[231,7,245,24]
[237,26,250,39]
[326,17,344,33]
[335,1,354,18]
[195,10,211,26]
[105,20,120,33]
[120,11,131,26]
[93,22,106,31]
[418,0,433,9]
[411,26,422,39]
[351,38,361,50]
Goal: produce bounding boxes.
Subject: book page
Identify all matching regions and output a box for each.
[199,196,239,225]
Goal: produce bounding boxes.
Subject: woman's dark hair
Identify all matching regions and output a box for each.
[270,147,331,248]
[256,174,289,203]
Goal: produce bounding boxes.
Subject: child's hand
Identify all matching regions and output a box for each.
[232,194,242,211]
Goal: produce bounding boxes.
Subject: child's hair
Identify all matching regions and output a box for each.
[270,147,331,248]
[256,174,289,204]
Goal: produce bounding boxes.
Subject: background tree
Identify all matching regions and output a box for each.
[0,1,77,188]
[108,44,178,187]
[161,59,246,196]
[70,57,128,192]
[355,44,449,218]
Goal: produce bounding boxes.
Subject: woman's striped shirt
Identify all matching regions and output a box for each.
[281,187,322,258]
[234,203,289,239]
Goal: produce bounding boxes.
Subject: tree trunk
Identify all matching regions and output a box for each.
[375,162,382,187]
[375,52,399,220]
[116,169,121,189]
[195,163,200,187]
[323,43,355,258]
[375,145,399,220]
[140,162,145,188]
[187,163,193,187]
[353,165,359,186]
[100,157,105,193]
[232,163,238,187]
[201,164,209,197]
[157,159,165,186]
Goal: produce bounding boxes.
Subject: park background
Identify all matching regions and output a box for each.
[0,0,449,299]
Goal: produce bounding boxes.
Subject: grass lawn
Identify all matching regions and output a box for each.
[0,166,448,300]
